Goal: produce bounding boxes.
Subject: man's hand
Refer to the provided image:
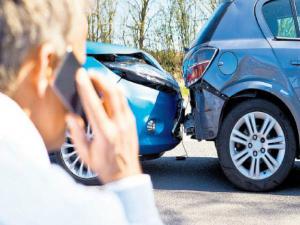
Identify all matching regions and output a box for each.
[66,69,142,184]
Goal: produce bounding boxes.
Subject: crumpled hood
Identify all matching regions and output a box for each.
[86,41,164,71]
[104,61,180,93]
[86,41,180,94]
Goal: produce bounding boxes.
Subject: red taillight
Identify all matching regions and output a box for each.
[184,47,218,87]
[186,60,210,85]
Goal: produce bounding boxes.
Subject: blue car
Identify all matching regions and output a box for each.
[53,42,183,184]
[183,0,300,191]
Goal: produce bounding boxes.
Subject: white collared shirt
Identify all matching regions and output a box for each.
[0,93,163,225]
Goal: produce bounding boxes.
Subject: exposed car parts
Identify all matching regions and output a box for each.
[184,81,228,140]
[91,54,180,94]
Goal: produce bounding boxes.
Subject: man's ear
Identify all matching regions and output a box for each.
[30,44,57,98]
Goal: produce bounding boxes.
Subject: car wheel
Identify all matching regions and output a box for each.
[54,124,99,185]
[216,99,296,191]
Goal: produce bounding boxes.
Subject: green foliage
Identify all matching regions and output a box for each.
[87,0,219,83]
[278,18,297,38]
[87,0,117,43]
[180,83,189,98]
[149,50,184,80]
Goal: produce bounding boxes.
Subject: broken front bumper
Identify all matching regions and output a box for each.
[184,81,227,141]
[172,98,185,140]
[118,78,182,154]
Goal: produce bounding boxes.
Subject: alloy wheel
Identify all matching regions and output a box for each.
[60,125,97,179]
[229,112,286,180]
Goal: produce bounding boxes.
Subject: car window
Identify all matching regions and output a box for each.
[296,0,300,25]
[263,0,298,38]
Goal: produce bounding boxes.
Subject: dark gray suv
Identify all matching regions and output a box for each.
[183,0,300,191]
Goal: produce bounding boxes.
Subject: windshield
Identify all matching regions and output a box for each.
[189,1,232,48]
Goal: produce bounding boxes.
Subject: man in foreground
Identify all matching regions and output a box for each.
[0,0,163,224]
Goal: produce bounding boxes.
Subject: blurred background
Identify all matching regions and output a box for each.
[86,0,218,88]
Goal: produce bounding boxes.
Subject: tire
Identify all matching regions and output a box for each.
[140,153,164,161]
[53,125,100,186]
[54,150,100,186]
[216,99,296,191]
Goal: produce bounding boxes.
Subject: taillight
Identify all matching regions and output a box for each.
[184,47,218,87]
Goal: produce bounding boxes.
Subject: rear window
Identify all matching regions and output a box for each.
[263,0,299,38]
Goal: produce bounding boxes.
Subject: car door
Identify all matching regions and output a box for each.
[261,0,300,99]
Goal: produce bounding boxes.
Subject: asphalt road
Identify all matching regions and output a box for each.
[141,138,300,225]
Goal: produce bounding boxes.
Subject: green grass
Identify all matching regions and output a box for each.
[174,75,189,98]
[180,83,189,98]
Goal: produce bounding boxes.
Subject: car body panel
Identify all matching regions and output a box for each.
[87,41,141,55]
[256,0,300,97]
[86,41,164,71]
[183,0,300,144]
[84,43,181,155]
[84,57,121,84]
[189,0,233,49]
[117,78,180,154]
[103,61,180,93]
[189,86,225,140]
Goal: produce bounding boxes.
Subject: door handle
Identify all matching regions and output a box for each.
[291,60,300,66]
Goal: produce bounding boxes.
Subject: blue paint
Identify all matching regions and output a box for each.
[218,51,238,75]
[85,42,181,155]
[183,0,300,142]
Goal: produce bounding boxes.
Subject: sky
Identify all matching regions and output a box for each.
[87,0,217,50]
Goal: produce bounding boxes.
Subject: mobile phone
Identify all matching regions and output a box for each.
[53,49,84,115]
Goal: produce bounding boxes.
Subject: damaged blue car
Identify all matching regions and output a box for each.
[53,41,183,185]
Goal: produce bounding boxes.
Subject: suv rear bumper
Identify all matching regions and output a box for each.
[184,81,228,141]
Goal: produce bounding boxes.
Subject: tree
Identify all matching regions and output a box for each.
[173,0,217,51]
[87,0,117,43]
[149,0,178,75]
[124,0,157,49]
[210,0,218,11]
[86,0,220,79]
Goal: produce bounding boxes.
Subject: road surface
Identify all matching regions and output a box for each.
[142,139,300,225]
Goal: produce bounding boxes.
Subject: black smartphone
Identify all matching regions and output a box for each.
[53,49,84,115]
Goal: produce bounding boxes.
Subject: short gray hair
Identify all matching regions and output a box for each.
[0,0,83,93]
